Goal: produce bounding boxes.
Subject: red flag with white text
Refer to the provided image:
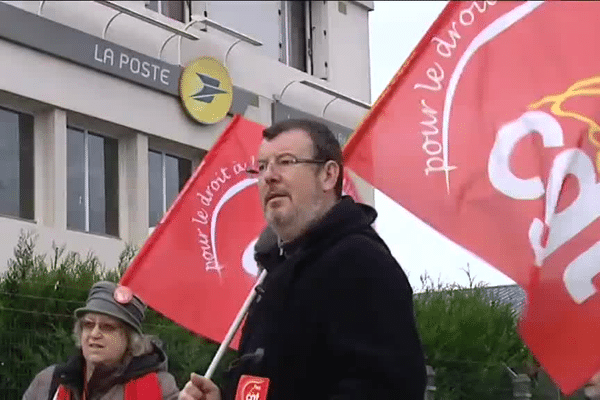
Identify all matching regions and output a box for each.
[343,1,600,394]
[121,115,365,350]
[121,115,265,349]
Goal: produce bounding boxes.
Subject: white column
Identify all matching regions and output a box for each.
[119,131,149,247]
[34,108,67,229]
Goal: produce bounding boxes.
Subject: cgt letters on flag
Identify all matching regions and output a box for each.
[344,1,600,394]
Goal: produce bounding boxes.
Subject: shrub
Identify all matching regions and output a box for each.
[0,231,236,398]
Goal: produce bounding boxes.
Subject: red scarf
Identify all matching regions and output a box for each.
[55,372,161,400]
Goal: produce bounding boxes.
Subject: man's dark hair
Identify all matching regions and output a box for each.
[263,119,344,198]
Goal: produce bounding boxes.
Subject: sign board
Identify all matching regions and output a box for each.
[180,57,233,124]
[0,2,180,95]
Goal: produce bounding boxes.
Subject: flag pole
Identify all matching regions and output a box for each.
[204,269,268,379]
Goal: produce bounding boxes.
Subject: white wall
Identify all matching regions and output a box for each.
[0,0,374,273]
[0,216,126,273]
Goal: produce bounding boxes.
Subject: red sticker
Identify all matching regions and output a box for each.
[235,375,270,400]
[114,286,133,304]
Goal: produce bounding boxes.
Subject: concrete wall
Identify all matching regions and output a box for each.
[0,0,373,272]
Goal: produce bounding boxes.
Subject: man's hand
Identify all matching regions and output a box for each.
[584,371,600,399]
[178,373,221,400]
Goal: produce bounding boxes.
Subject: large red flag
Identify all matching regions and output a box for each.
[121,115,365,350]
[121,115,265,349]
[344,1,600,394]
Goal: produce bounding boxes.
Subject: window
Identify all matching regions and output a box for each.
[67,127,119,236]
[148,150,191,227]
[145,0,186,23]
[280,1,309,72]
[0,107,34,220]
[199,1,317,74]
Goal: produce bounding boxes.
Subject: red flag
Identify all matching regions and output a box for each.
[342,170,363,203]
[344,1,600,394]
[121,115,265,349]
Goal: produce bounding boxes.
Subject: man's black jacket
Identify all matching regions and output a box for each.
[222,196,427,399]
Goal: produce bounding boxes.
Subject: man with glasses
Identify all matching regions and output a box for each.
[179,119,426,400]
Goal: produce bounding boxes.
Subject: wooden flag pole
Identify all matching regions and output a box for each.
[204,269,268,379]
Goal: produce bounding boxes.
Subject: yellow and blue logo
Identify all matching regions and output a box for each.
[179,57,233,124]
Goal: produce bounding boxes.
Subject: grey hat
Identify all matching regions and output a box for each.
[75,281,146,334]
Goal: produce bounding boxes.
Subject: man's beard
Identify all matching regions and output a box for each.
[267,197,326,243]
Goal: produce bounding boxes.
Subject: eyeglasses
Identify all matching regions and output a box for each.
[81,318,122,334]
[246,153,327,178]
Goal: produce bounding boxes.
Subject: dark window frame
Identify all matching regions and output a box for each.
[0,106,34,221]
[145,0,187,23]
[66,126,119,237]
[148,149,192,228]
[280,1,312,73]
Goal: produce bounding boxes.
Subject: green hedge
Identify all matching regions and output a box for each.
[414,272,586,400]
[1,232,588,399]
[0,231,236,398]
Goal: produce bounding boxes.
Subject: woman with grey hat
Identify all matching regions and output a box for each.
[23,281,179,400]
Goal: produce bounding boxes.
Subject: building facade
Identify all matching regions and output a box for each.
[0,0,374,273]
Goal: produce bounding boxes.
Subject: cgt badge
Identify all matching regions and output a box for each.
[235,375,270,400]
[179,57,233,124]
